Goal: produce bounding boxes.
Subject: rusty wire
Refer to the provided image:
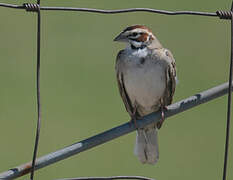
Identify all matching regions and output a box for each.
[0,1,232,180]
[0,82,232,180]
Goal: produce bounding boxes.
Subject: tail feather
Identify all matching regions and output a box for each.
[134,125,159,165]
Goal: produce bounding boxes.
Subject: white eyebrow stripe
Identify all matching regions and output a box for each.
[123,28,156,40]
[129,28,154,37]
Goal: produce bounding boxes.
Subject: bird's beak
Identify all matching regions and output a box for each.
[113,32,127,42]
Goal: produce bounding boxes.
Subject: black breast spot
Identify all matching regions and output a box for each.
[140,57,146,65]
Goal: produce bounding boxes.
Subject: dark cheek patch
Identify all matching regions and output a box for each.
[137,33,148,42]
[149,35,155,40]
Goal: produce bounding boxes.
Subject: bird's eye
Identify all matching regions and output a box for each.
[132,32,138,36]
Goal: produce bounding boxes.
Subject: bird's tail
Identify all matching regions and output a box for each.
[134,124,159,165]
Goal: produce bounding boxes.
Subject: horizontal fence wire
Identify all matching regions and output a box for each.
[0,81,232,180]
[56,176,155,180]
[0,2,221,17]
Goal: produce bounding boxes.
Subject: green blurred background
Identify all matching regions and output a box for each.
[0,0,233,179]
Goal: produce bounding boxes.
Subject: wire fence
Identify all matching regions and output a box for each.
[0,81,232,180]
[0,1,232,180]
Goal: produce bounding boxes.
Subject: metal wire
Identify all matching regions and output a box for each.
[56,176,155,180]
[23,3,40,12]
[0,3,24,9]
[222,3,233,180]
[30,1,41,180]
[0,82,232,180]
[0,2,219,17]
[0,2,232,180]
[39,7,218,16]
[216,10,233,19]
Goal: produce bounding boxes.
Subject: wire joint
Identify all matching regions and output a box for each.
[23,3,40,12]
[216,10,233,19]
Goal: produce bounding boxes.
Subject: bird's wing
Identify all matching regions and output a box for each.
[163,49,177,106]
[115,50,135,118]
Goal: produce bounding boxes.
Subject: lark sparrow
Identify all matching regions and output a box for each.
[114,25,177,164]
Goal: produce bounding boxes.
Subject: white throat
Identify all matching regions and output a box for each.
[125,44,148,58]
[133,47,148,58]
[130,40,143,48]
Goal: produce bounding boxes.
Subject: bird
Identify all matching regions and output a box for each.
[114,25,177,165]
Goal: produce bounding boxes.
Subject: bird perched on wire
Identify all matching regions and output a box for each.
[114,25,177,164]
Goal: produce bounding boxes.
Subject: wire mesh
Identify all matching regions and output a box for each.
[0,2,232,180]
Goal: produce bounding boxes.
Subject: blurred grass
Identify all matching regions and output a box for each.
[0,0,233,180]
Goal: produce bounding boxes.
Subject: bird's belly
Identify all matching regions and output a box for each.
[124,64,166,112]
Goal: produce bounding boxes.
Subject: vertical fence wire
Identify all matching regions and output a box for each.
[30,1,41,180]
[222,2,233,180]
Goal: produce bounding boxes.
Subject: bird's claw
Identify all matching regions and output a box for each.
[157,106,168,129]
[130,117,138,129]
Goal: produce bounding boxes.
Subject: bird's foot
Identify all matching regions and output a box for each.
[157,106,168,129]
[130,116,138,129]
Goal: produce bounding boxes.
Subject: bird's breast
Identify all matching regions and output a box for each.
[123,57,166,114]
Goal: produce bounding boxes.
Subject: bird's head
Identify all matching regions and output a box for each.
[114,25,162,49]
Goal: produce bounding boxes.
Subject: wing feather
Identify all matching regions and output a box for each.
[115,50,135,117]
[163,49,177,105]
